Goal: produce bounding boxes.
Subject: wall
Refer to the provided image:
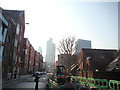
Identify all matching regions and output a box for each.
[78,49,117,72]
[93,71,120,81]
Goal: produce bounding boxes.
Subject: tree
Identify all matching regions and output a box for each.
[57,37,75,55]
[57,37,76,75]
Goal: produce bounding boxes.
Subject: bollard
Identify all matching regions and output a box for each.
[34,74,40,90]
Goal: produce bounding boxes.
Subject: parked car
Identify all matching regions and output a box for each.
[33,71,40,76]
[43,72,47,74]
[40,72,44,75]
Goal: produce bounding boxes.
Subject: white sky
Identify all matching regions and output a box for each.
[0,0,119,61]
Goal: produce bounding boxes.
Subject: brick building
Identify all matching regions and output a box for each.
[39,54,43,72]
[29,44,35,73]
[1,8,44,80]
[106,51,120,72]
[33,51,39,72]
[24,38,30,74]
[29,46,44,73]
[0,8,8,87]
[0,8,8,62]
[58,54,77,74]
[23,38,44,74]
[2,10,16,79]
[2,9,25,79]
[77,48,118,77]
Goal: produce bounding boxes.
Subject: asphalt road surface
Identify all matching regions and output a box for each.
[3,74,50,90]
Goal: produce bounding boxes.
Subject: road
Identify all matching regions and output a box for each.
[3,74,50,89]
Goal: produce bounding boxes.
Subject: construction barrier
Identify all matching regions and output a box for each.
[87,78,95,87]
[109,80,120,90]
[94,79,108,88]
[48,79,62,89]
[71,76,83,84]
[81,77,88,85]
[50,75,55,81]
[49,75,120,89]
[71,76,109,89]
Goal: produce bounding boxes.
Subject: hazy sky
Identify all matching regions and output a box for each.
[0,0,119,60]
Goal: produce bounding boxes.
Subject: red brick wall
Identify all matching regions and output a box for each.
[78,49,117,72]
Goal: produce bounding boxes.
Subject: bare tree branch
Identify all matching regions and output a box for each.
[58,37,75,55]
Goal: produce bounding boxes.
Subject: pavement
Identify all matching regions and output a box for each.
[2,74,32,88]
[1,74,49,89]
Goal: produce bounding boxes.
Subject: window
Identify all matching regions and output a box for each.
[19,36,21,41]
[18,46,20,52]
[16,24,20,35]
[14,38,18,47]
[13,52,16,60]
[25,49,27,54]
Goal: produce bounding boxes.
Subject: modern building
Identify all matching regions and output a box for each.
[45,38,56,72]
[38,46,42,54]
[75,39,91,56]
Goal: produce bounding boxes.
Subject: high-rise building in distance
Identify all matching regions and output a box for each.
[45,38,56,71]
[38,46,42,54]
[75,39,91,55]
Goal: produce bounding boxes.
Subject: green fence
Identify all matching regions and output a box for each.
[71,76,96,88]
[87,78,95,87]
[94,79,108,88]
[48,79,62,89]
[49,75,120,89]
[71,76,82,84]
[109,80,120,90]
[71,76,120,89]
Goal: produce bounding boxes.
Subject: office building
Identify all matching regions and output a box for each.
[75,39,91,55]
[38,46,42,54]
[45,38,56,71]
